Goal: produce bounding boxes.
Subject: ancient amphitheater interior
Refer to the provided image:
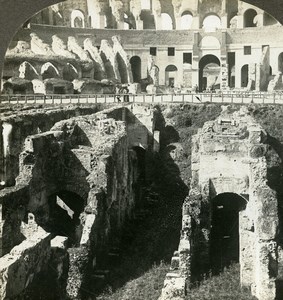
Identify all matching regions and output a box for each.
[1,0,283,300]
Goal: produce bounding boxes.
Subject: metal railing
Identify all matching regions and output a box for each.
[1,91,283,105]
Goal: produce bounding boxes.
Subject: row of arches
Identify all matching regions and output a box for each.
[14,61,79,81]
[30,6,279,31]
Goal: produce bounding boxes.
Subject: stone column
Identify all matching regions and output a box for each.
[221,0,227,28]
[220,31,228,90]
[237,14,244,28]
[256,13,264,27]
[192,32,200,89]
[192,15,200,29]
[221,15,228,29]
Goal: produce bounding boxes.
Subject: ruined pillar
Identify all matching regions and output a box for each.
[192,32,200,89]
[2,122,13,186]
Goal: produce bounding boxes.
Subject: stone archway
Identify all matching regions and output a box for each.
[244,9,257,27]
[180,11,193,29]
[165,65,178,87]
[199,55,220,92]
[202,14,222,32]
[62,63,79,81]
[41,62,59,80]
[210,193,247,274]
[71,9,85,28]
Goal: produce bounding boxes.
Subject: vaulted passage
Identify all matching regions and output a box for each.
[48,191,85,247]
[210,193,247,274]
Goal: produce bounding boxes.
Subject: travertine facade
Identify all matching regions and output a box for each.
[3,0,283,95]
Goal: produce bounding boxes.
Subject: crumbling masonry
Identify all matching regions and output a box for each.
[0,104,158,299]
[160,107,283,300]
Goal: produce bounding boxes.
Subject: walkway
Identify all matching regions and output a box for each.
[1,92,283,105]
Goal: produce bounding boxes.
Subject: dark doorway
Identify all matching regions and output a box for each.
[210,193,246,274]
[130,56,141,83]
[48,191,85,246]
[244,9,257,28]
[241,64,249,88]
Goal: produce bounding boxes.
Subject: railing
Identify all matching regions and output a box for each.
[1,91,283,105]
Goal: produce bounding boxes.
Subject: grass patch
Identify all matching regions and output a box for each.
[97,262,169,300]
[187,264,256,300]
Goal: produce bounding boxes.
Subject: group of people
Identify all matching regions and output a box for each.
[115,86,130,102]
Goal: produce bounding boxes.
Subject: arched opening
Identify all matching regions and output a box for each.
[264,12,278,26]
[241,64,249,87]
[278,53,283,72]
[62,63,79,81]
[71,9,85,28]
[210,193,247,274]
[130,56,141,83]
[180,11,193,29]
[243,9,257,28]
[116,53,128,83]
[41,62,59,80]
[199,55,220,92]
[161,13,173,30]
[165,65,178,87]
[19,61,38,80]
[48,191,85,247]
[202,14,221,32]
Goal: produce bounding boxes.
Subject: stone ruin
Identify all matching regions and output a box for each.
[159,107,283,300]
[0,104,159,299]
[3,32,134,95]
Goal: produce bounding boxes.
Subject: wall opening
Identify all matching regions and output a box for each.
[210,193,247,274]
[180,11,193,29]
[264,12,278,26]
[165,64,178,87]
[199,55,220,92]
[241,64,249,87]
[48,190,85,247]
[202,14,221,32]
[62,63,78,81]
[161,13,173,30]
[130,56,141,83]
[140,10,155,29]
[71,9,85,28]
[243,9,257,28]
[41,62,59,80]
[19,61,38,80]
[278,53,283,72]
[141,0,151,10]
